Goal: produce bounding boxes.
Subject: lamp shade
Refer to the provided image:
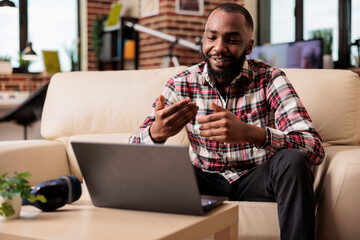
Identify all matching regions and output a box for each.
[0,0,16,7]
[22,41,37,61]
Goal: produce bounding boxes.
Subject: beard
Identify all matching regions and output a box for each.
[201,48,247,80]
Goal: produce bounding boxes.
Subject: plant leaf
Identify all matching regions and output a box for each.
[17,172,32,179]
[0,202,15,217]
[0,171,46,205]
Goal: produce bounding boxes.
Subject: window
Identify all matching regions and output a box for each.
[303,0,339,61]
[0,0,78,73]
[270,0,295,44]
[258,0,355,68]
[351,0,360,66]
[28,0,78,72]
[0,0,19,68]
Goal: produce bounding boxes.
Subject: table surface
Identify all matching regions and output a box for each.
[0,187,238,240]
[0,91,29,110]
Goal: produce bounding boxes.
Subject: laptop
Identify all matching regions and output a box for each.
[71,142,228,216]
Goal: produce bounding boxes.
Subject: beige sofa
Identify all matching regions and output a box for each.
[1,66,360,240]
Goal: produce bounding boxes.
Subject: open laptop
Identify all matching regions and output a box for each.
[71,142,228,216]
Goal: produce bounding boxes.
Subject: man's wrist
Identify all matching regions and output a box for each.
[258,127,271,149]
[149,126,166,144]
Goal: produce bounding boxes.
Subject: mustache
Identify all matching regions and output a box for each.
[206,53,235,59]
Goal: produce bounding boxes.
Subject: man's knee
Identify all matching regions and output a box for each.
[270,149,312,178]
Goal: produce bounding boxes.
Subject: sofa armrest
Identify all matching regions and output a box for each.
[314,145,360,240]
[0,140,71,186]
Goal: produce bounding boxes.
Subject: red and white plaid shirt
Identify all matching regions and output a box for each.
[129,59,324,183]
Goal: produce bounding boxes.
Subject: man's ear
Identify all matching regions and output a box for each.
[247,39,255,55]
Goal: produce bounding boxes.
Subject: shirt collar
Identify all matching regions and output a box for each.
[199,59,253,86]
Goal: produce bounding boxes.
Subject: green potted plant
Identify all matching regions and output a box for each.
[18,52,32,73]
[310,28,333,68]
[0,172,46,220]
[65,38,80,71]
[91,16,106,69]
[0,55,13,75]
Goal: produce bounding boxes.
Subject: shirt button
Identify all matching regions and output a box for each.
[276,143,281,147]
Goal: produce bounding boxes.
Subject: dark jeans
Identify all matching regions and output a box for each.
[193,149,315,240]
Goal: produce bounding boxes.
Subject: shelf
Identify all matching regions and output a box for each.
[98,17,138,71]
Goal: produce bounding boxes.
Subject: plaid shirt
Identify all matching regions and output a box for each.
[129,59,324,183]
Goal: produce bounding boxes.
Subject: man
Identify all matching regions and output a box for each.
[129,3,324,240]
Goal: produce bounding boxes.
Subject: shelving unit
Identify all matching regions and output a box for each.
[99,17,138,70]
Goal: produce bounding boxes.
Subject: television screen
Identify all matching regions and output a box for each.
[247,39,323,69]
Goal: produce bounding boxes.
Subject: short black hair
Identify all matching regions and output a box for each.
[205,3,254,30]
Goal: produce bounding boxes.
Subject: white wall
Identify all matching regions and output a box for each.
[80,0,88,71]
[124,0,139,18]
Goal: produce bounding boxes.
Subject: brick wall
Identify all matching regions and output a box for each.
[87,0,114,70]
[0,74,50,91]
[0,1,247,90]
[139,0,245,69]
[87,0,245,70]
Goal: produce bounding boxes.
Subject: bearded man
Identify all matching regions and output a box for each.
[129,3,324,240]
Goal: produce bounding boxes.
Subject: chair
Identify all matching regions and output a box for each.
[0,82,49,139]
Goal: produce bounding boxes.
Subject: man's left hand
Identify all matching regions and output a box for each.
[199,102,267,146]
[198,102,249,144]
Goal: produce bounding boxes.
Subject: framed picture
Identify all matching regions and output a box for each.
[104,1,126,31]
[175,0,204,16]
[42,50,61,74]
[141,0,159,17]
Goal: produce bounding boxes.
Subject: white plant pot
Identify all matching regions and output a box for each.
[323,55,334,69]
[0,195,22,220]
[355,56,359,68]
[0,61,13,75]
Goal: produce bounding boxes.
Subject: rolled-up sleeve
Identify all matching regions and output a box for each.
[264,74,325,165]
[128,78,179,144]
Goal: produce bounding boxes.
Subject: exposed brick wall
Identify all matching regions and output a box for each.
[139,0,245,69]
[0,74,50,91]
[87,0,114,70]
[86,0,245,70]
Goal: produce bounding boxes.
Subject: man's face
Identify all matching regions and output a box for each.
[202,9,254,80]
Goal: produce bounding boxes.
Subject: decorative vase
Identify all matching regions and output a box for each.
[355,56,359,68]
[323,54,334,69]
[0,195,22,220]
[0,61,13,75]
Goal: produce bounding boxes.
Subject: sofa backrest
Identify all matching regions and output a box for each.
[42,67,360,146]
[41,66,188,140]
[283,69,360,146]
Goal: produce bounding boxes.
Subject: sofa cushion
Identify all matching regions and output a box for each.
[283,69,360,145]
[41,66,188,140]
[313,145,360,239]
[42,67,360,146]
[0,140,70,186]
[236,201,279,239]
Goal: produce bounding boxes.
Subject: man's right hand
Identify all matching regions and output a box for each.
[150,95,198,143]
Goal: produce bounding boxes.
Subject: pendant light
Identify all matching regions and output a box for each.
[0,0,16,8]
[22,41,38,61]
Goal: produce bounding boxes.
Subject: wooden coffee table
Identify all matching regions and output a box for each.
[0,188,238,240]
